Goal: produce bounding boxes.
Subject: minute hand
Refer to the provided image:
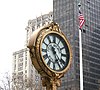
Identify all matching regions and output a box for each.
[55,54,64,69]
[56,54,65,67]
[55,54,59,60]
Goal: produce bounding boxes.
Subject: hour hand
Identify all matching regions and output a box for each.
[51,47,56,54]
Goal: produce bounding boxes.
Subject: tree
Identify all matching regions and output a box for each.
[12,73,36,90]
[0,72,12,90]
[0,72,43,90]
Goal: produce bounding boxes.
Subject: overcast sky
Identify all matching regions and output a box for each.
[0,0,53,74]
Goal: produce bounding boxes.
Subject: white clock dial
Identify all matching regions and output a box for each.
[41,33,70,72]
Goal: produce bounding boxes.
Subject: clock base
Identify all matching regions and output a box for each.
[42,76,61,90]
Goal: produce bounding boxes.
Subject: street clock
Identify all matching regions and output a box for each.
[28,22,72,79]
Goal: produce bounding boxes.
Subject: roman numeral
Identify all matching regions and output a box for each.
[60,47,64,50]
[61,53,66,57]
[42,48,47,52]
[43,41,48,46]
[60,59,66,65]
[53,36,56,43]
[53,63,55,70]
[43,54,48,60]
[57,62,62,69]
[47,60,51,66]
[57,39,60,45]
[47,36,51,43]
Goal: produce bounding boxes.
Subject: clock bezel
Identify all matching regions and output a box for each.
[39,30,72,74]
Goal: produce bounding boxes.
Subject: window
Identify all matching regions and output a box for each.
[18,67,23,71]
[25,61,27,67]
[14,64,16,70]
[25,70,27,73]
[18,53,23,58]
[25,75,27,78]
[14,55,16,59]
[18,72,23,75]
[19,58,23,62]
[25,79,27,82]
[18,63,23,67]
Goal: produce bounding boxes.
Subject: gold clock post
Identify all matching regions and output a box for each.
[42,75,62,90]
[27,22,72,90]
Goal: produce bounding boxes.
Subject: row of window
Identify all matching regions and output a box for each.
[84,82,98,89]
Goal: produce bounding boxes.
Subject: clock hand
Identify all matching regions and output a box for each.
[55,55,62,69]
[55,54,59,62]
[51,46,56,54]
[51,46,62,67]
[55,53,65,69]
[51,46,60,62]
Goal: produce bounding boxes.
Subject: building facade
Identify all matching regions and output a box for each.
[12,12,53,90]
[25,12,53,45]
[53,0,100,90]
[12,48,40,90]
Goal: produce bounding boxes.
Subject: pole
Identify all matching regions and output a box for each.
[79,29,83,90]
[78,3,84,90]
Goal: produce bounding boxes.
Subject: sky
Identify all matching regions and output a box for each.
[0,0,53,74]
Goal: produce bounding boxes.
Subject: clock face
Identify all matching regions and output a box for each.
[41,33,70,72]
